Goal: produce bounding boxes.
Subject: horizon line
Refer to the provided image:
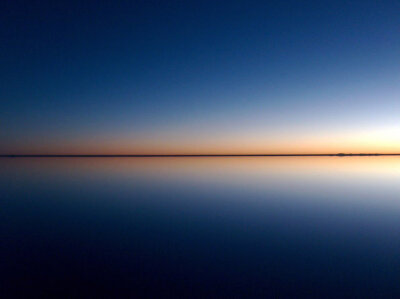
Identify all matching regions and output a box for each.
[1,153,400,158]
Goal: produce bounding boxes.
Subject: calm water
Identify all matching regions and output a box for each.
[1,157,400,297]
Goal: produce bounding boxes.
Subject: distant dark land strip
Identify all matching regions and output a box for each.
[1,154,400,158]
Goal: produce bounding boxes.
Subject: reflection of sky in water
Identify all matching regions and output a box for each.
[2,157,400,297]
[4,156,400,203]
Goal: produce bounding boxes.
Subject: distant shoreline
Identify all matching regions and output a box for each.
[1,154,400,158]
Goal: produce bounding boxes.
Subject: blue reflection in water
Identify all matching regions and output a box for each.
[1,157,400,297]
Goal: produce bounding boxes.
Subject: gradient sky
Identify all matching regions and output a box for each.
[1,0,400,154]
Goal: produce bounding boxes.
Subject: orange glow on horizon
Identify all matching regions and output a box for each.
[2,125,400,155]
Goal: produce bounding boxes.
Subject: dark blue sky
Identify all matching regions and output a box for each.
[1,0,400,154]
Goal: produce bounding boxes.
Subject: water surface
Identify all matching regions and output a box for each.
[1,157,400,297]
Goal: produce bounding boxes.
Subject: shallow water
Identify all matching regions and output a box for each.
[1,157,400,297]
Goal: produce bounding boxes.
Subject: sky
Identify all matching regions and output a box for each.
[1,0,400,154]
